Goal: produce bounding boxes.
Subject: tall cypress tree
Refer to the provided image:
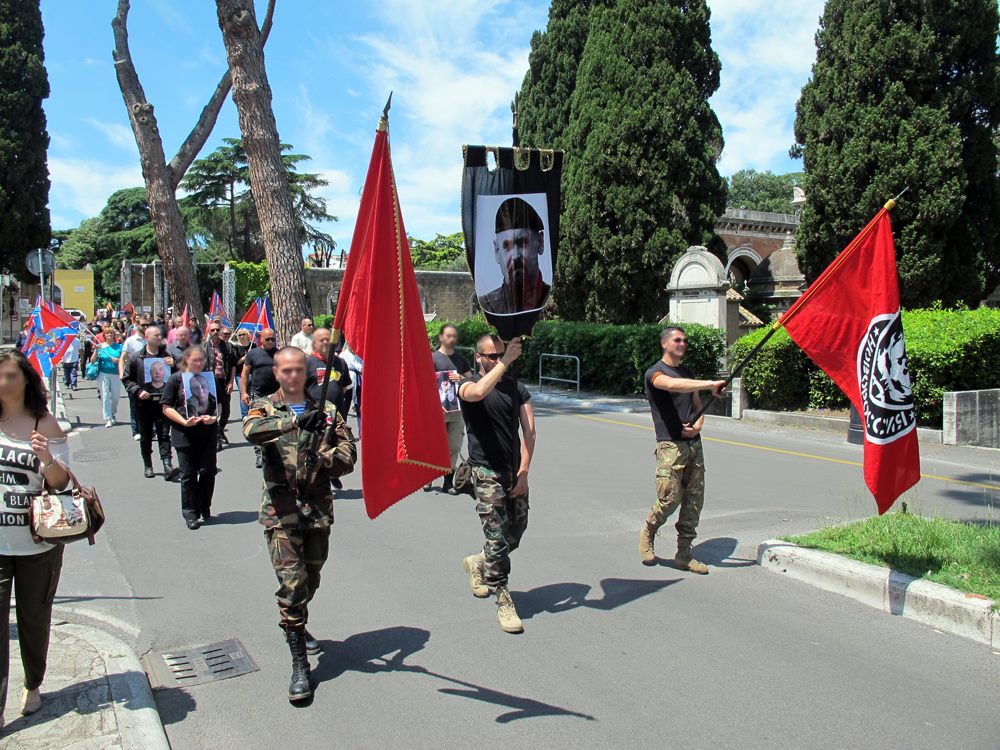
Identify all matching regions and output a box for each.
[517,0,608,149]
[793,0,1000,307]
[558,0,726,323]
[0,0,51,273]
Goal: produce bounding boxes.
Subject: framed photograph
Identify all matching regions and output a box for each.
[473,193,552,317]
[182,371,218,419]
[437,370,460,413]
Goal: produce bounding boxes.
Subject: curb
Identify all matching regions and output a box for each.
[758,540,999,647]
[54,384,73,434]
[55,621,169,750]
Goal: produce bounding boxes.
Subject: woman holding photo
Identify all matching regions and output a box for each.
[161,347,218,530]
[90,327,123,428]
[0,350,71,726]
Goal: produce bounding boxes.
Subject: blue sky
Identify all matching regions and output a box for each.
[40,0,825,251]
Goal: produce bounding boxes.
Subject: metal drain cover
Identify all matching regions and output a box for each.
[143,638,259,689]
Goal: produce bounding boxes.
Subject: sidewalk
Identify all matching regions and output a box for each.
[3,617,168,748]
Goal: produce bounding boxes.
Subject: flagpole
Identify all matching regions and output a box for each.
[688,196,900,424]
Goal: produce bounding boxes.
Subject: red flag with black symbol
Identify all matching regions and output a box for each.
[333,108,450,519]
[781,204,919,513]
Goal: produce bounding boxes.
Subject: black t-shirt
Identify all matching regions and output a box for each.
[161,372,216,448]
[305,352,352,414]
[244,346,278,396]
[645,361,696,442]
[459,373,530,476]
[432,350,471,375]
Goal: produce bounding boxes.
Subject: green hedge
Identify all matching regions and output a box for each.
[730,307,1000,426]
[229,261,270,310]
[425,317,725,395]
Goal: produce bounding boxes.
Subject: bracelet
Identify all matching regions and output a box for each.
[40,458,56,471]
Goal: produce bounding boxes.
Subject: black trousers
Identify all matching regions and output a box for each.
[0,546,64,710]
[176,430,218,520]
[215,378,231,435]
[137,400,171,465]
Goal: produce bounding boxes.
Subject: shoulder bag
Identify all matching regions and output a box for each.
[29,466,105,546]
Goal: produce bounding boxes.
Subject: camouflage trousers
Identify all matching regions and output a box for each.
[264,526,330,631]
[473,466,529,589]
[646,439,705,547]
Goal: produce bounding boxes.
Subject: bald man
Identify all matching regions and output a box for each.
[290,318,314,354]
[241,328,279,468]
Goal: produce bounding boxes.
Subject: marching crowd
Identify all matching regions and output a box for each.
[2,309,723,712]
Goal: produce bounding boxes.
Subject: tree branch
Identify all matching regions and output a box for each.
[111,0,148,115]
[167,0,276,189]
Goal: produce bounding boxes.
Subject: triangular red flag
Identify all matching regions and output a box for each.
[334,116,450,519]
[782,206,920,513]
[180,304,190,331]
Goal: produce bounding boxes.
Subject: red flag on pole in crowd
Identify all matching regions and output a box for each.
[236,298,262,344]
[333,101,450,519]
[780,201,920,513]
[180,304,190,331]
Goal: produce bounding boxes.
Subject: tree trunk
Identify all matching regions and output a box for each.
[216,0,309,344]
[111,0,275,321]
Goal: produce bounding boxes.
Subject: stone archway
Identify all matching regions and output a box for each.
[725,246,762,292]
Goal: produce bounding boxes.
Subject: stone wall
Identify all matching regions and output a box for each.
[943,388,999,448]
[305,268,476,322]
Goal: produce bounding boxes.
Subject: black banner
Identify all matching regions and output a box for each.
[462,146,563,339]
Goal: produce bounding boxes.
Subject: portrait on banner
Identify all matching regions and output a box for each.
[182,372,218,419]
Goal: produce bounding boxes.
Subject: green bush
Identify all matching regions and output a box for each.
[313,313,334,329]
[731,307,1000,425]
[425,318,725,395]
[229,261,270,310]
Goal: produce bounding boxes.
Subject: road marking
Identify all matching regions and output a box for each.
[576,414,1000,493]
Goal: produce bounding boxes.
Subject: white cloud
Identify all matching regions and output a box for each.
[48,157,143,221]
[708,0,825,175]
[351,0,546,240]
[83,117,138,153]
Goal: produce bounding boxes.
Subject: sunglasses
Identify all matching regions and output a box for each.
[479,353,503,361]
[209,328,220,333]
[262,337,275,342]
[673,338,687,343]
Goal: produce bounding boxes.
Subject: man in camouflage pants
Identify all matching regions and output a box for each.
[458,335,535,634]
[639,326,726,573]
[244,347,356,702]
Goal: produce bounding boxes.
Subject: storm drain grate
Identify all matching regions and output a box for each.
[143,638,259,689]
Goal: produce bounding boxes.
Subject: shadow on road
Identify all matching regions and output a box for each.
[210,510,259,525]
[333,489,364,501]
[689,537,756,568]
[313,626,595,723]
[152,685,198,726]
[513,577,679,621]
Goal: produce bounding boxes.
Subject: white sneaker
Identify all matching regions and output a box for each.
[21,687,41,715]
[133,434,141,441]
[105,420,113,428]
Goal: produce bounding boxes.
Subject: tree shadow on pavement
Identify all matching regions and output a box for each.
[313,626,595,723]
[512,578,679,621]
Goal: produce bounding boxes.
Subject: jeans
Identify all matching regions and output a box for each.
[62,361,78,389]
[97,372,121,422]
[0,546,64,711]
[137,399,172,465]
[236,375,249,419]
[127,391,139,436]
[176,433,218,520]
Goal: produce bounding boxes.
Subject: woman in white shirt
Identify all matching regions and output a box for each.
[0,349,71,727]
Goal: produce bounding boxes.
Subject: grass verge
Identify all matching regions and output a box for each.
[785,512,1000,604]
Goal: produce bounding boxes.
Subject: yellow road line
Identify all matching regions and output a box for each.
[575,414,1000,493]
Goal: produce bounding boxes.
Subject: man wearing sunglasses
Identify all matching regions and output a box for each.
[204,320,237,450]
[639,326,726,573]
[458,334,534,634]
[241,328,279,468]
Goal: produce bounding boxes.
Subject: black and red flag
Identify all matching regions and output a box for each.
[780,202,920,512]
[461,146,563,339]
[334,103,451,519]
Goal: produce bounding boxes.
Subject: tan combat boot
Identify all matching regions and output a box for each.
[495,587,524,634]
[462,553,490,598]
[675,541,709,575]
[639,523,658,565]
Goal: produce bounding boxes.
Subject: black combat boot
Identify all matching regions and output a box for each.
[162,458,179,482]
[303,629,321,655]
[442,473,455,495]
[284,628,313,701]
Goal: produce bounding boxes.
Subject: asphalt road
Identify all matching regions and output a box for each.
[49,380,1000,750]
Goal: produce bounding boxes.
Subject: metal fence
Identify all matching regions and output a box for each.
[538,353,580,396]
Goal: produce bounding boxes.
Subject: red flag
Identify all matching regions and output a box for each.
[781,205,919,513]
[180,304,190,330]
[334,115,450,519]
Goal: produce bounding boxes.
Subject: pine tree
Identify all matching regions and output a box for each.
[558,0,726,323]
[0,0,50,274]
[793,0,1000,307]
[517,0,608,149]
